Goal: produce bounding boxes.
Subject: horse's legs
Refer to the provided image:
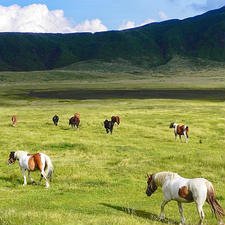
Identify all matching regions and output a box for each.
[177,202,185,225]
[196,203,205,225]
[184,132,188,143]
[21,168,27,186]
[179,135,182,142]
[174,133,177,141]
[41,170,50,188]
[159,199,169,220]
[28,171,36,184]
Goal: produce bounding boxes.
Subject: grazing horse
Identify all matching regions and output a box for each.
[111,116,120,125]
[8,151,54,188]
[146,171,225,225]
[69,116,80,129]
[169,122,189,143]
[12,115,18,127]
[52,115,59,126]
[104,119,114,134]
[74,113,80,120]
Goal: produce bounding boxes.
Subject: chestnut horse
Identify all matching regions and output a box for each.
[12,115,18,127]
[169,122,189,143]
[111,116,120,125]
[146,171,224,225]
[8,151,54,188]
[69,113,80,129]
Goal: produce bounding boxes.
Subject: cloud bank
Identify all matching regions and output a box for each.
[119,18,156,30]
[0,4,107,33]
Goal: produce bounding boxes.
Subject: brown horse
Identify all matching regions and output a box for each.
[69,113,80,129]
[12,115,18,127]
[74,113,80,120]
[111,116,120,125]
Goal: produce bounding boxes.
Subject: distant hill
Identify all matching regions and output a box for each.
[0,6,224,71]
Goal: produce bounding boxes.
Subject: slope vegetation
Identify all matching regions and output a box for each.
[0,6,224,71]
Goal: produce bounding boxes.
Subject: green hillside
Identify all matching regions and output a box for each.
[0,6,224,71]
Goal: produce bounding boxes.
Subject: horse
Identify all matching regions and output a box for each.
[8,151,54,188]
[52,115,59,126]
[12,115,18,127]
[69,116,80,129]
[111,116,120,126]
[74,113,80,120]
[146,171,225,225]
[169,122,189,143]
[104,119,114,134]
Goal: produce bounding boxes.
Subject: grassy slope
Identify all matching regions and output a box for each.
[0,6,224,71]
[0,60,224,225]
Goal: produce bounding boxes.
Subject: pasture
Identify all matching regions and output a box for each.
[0,62,224,225]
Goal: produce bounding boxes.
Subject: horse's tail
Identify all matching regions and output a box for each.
[44,154,54,181]
[206,181,225,220]
[185,126,189,137]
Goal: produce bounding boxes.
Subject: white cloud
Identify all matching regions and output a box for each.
[74,19,107,33]
[158,11,169,21]
[118,18,155,30]
[118,21,135,30]
[0,4,107,33]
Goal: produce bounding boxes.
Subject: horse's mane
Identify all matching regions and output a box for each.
[15,151,29,159]
[154,171,179,186]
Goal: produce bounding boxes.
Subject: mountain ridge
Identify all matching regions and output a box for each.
[0,6,224,71]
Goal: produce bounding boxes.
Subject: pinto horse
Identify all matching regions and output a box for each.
[169,122,189,143]
[111,116,120,126]
[8,151,54,188]
[12,115,18,127]
[146,171,225,225]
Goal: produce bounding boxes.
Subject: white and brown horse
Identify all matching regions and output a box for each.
[146,171,224,225]
[169,122,189,143]
[12,115,18,127]
[8,151,54,188]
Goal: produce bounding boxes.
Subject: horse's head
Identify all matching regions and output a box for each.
[8,151,16,165]
[146,174,157,197]
[169,122,175,128]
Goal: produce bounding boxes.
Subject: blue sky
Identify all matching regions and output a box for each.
[0,0,224,33]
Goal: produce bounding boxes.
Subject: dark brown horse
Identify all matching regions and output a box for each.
[111,116,120,125]
[12,115,18,127]
[69,113,80,129]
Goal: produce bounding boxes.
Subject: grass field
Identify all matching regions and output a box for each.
[0,58,224,225]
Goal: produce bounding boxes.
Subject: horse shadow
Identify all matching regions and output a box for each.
[100,203,179,225]
[0,175,22,187]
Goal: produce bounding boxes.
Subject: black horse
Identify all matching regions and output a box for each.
[52,115,59,126]
[104,119,114,134]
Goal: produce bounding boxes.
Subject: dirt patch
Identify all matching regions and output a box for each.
[26,89,225,100]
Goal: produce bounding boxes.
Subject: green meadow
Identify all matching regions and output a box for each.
[0,58,224,225]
